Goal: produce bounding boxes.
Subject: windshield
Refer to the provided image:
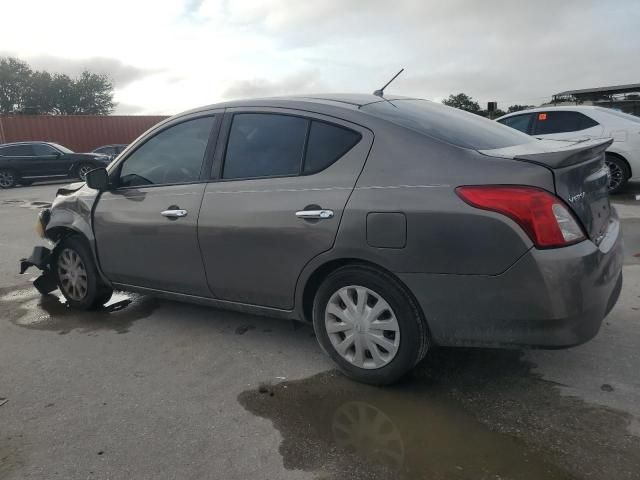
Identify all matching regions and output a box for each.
[361,99,535,150]
[49,143,74,153]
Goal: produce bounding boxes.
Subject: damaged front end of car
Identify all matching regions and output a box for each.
[19,181,101,295]
[19,208,58,294]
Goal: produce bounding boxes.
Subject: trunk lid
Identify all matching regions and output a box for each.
[480,138,614,245]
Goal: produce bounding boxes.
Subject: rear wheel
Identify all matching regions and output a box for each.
[76,163,96,181]
[0,169,17,188]
[54,235,113,310]
[313,264,429,385]
[605,154,630,194]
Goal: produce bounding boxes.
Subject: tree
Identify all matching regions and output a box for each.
[507,104,535,113]
[72,71,115,114]
[0,56,115,115]
[0,57,32,113]
[442,93,481,113]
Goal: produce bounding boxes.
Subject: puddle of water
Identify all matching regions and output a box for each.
[1,286,158,334]
[239,349,640,480]
[0,199,52,209]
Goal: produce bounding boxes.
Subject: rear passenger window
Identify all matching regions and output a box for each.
[533,111,599,135]
[223,114,308,179]
[303,122,361,174]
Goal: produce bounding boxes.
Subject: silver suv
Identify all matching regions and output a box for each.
[22,94,623,384]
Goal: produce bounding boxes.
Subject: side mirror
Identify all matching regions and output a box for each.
[85,167,109,191]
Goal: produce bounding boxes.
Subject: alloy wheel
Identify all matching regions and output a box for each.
[605,159,624,193]
[325,285,400,369]
[0,170,15,188]
[57,248,88,301]
[78,165,94,180]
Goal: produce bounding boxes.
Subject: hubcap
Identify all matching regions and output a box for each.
[0,170,14,187]
[78,165,93,180]
[57,248,88,301]
[605,160,623,192]
[325,286,400,370]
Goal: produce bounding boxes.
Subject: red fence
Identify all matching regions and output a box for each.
[0,115,169,152]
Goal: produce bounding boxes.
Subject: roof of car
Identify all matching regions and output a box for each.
[0,141,52,147]
[177,94,422,118]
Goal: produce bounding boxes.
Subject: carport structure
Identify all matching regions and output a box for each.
[552,83,640,115]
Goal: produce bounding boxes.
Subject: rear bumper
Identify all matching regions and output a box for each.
[399,218,624,348]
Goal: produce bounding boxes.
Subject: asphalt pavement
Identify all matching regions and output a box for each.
[0,182,639,479]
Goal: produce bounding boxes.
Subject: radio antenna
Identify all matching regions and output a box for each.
[373,68,404,97]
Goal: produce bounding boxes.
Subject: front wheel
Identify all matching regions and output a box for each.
[76,163,96,181]
[605,154,630,194]
[54,235,113,310]
[313,264,429,385]
[0,169,17,188]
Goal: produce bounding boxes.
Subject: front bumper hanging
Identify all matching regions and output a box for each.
[19,246,58,294]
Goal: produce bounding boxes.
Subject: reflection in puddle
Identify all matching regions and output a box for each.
[240,372,573,479]
[240,352,640,480]
[1,286,158,334]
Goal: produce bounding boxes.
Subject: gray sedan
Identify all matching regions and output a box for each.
[22,94,623,385]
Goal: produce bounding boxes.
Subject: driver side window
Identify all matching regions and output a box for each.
[119,116,215,187]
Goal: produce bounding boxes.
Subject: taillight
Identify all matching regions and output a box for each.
[456,185,585,248]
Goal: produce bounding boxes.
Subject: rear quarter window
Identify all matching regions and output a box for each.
[303,122,361,174]
[361,99,534,150]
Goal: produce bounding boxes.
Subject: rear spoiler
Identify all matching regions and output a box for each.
[480,138,613,169]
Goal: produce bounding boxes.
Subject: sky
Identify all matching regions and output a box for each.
[1,0,639,115]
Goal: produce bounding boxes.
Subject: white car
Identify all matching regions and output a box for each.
[498,106,640,193]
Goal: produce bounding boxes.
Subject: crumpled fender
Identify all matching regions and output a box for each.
[44,201,111,286]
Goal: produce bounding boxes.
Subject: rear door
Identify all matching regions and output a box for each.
[198,108,373,309]
[532,111,604,141]
[1,144,38,176]
[93,113,221,295]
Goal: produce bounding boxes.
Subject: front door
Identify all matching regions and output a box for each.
[198,109,373,309]
[93,114,219,296]
[31,143,69,175]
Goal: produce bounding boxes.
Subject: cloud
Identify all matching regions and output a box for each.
[113,102,146,114]
[221,70,326,99]
[24,55,158,88]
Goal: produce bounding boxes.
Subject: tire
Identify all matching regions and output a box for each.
[76,163,96,181]
[312,264,429,385]
[53,235,113,310]
[605,154,630,194]
[0,169,17,188]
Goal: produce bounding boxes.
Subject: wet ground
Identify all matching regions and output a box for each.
[0,287,158,335]
[1,183,639,479]
[240,364,639,480]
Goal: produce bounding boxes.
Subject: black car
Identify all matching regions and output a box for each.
[0,141,111,188]
[92,144,128,160]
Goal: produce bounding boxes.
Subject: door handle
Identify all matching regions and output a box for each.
[295,209,334,220]
[161,209,188,218]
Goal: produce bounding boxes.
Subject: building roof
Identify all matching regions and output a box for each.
[554,83,640,97]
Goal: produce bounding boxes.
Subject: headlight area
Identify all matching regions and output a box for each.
[36,208,51,238]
